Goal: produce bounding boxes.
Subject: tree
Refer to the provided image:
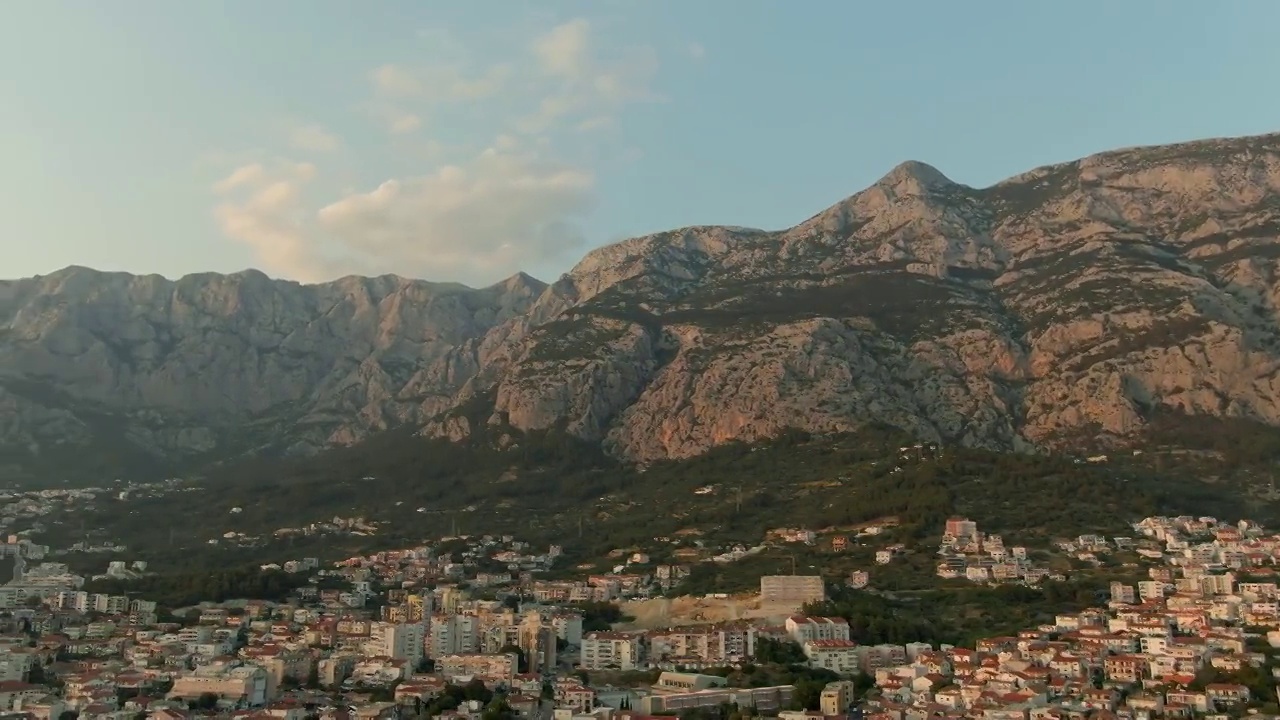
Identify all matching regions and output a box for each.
[499,644,529,674]
[483,698,516,720]
[852,671,874,697]
[370,686,397,702]
[754,637,807,665]
[576,601,626,632]
[305,665,321,689]
[464,677,494,704]
[791,677,827,711]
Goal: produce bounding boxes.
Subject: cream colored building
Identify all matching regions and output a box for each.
[169,663,270,707]
[820,680,856,715]
[581,632,643,671]
[437,652,518,682]
[760,575,825,606]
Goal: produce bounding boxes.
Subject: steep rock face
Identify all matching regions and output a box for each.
[0,267,545,478]
[433,133,1280,461]
[6,133,1280,477]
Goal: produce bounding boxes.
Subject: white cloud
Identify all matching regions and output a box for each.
[212,163,266,193]
[442,64,512,101]
[533,18,590,78]
[364,104,425,135]
[212,161,330,282]
[373,18,658,139]
[388,112,422,134]
[576,116,615,133]
[372,62,511,104]
[288,123,341,153]
[208,148,595,285]
[372,64,422,97]
[317,147,595,283]
[513,20,660,136]
[211,17,664,286]
[688,42,706,60]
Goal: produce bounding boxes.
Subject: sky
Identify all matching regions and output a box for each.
[2,2,1279,288]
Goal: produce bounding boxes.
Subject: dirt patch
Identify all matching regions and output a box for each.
[615,594,800,630]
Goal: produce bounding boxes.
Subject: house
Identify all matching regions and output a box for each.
[1103,654,1145,683]
[1204,683,1250,708]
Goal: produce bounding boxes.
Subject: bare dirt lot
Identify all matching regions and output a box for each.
[615,594,801,630]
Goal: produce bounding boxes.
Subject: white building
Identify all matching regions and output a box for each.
[786,616,851,645]
[803,640,860,675]
[580,632,643,671]
[369,621,425,666]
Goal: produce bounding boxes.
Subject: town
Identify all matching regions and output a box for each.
[0,514,1272,719]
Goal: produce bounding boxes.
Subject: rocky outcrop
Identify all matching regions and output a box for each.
[432,133,1280,461]
[0,268,545,478]
[5,133,1280,477]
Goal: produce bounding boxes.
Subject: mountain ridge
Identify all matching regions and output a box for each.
[4,131,1280,481]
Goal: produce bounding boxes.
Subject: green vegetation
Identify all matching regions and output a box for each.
[30,402,1278,660]
[806,579,1115,649]
[1065,316,1213,372]
[43,415,1277,581]
[85,566,308,608]
[1192,664,1278,713]
[575,601,630,632]
[0,378,174,486]
[524,317,636,363]
[413,680,517,720]
[695,648,874,712]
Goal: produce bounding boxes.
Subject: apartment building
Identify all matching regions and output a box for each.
[368,621,425,666]
[648,624,758,665]
[786,615,851,645]
[760,575,826,606]
[805,640,860,674]
[581,632,643,671]
[821,680,857,716]
[428,614,478,658]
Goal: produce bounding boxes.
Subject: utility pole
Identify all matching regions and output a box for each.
[736,487,743,514]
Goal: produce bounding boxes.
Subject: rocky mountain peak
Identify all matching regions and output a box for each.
[791,160,967,242]
[6,133,1280,481]
[488,271,547,296]
[874,160,958,195]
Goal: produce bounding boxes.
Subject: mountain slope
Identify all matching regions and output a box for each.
[0,268,544,481]
[427,133,1280,460]
[4,132,1280,480]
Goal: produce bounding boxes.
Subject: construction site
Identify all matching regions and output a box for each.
[615,593,811,631]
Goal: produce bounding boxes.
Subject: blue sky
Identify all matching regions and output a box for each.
[2,2,1278,287]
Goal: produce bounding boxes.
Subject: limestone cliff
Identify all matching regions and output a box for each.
[0,268,544,479]
[5,133,1280,478]
[428,133,1280,461]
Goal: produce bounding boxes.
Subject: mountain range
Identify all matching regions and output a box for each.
[4,132,1280,482]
